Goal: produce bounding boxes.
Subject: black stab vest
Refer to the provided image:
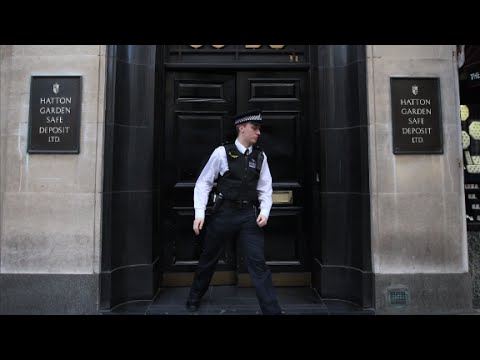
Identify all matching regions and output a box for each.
[217,143,264,201]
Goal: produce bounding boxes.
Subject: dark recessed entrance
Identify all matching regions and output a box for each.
[100,45,373,313]
[162,70,311,287]
[159,46,311,288]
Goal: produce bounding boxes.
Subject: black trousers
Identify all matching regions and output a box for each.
[188,205,282,315]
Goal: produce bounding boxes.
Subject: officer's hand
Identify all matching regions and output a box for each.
[193,218,204,235]
[256,214,268,228]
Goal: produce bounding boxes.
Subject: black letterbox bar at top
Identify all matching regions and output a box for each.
[390,77,443,155]
[27,76,82,154]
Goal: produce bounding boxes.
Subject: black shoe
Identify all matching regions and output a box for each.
[185,299,200,312]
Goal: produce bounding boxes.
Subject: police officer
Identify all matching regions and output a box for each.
[185,109,283,315]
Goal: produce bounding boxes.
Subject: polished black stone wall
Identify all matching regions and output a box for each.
[100,45,160,309]
[311,45,373,308]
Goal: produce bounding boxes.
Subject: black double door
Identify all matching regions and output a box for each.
[162,71,312,287]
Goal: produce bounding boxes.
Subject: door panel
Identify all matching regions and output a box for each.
[162,71,310,287]
[163,72,237,285]
[236,72,309,286]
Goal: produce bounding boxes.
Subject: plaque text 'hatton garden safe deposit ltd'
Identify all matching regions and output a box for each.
[391,77,443,154]
[28,76,82,154]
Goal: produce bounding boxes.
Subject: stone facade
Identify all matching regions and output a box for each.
[367,45,472,313]
[0,46,106,314]
[0,45,473,314]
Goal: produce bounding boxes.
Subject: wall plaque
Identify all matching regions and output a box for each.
[28,76,82,154]
[391,77,443,154]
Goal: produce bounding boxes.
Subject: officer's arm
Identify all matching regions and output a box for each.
[194,147,224,218]
[257,152,273,219]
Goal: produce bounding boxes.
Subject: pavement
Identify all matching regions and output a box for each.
[103,285,480,315]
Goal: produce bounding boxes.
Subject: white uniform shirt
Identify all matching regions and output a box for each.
[194,139,273,219]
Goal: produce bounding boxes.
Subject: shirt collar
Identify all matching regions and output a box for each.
[235,139,253,155]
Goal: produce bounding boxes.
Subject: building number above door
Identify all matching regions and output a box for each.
[189,45,285,49]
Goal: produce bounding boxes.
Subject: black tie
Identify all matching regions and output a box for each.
[244,149,249,156]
